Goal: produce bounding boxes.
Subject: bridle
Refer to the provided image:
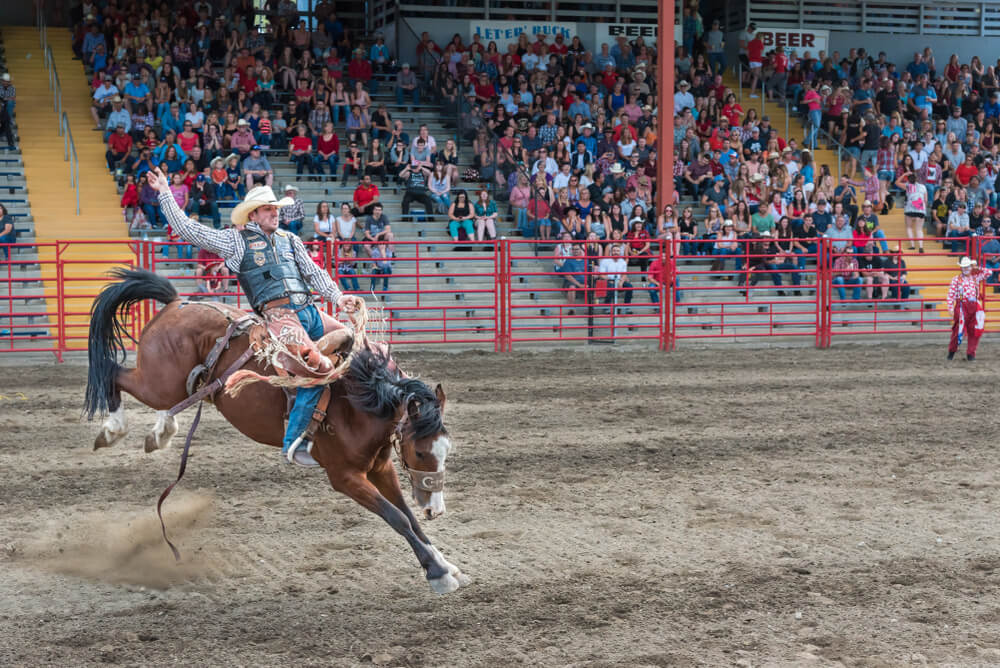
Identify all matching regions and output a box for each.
[391,413,446,494]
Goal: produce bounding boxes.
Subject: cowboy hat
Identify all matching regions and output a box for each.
[958,256,977,268]
[210,156,225,168]
[230,185,294,227]
[283,183,299,192]
[609,162,625,174]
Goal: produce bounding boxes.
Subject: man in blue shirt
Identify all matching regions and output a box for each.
[906,52,929,79]
[123,74,152,114]
[567,92,591,120]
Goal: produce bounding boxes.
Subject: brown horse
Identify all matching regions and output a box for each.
[83,268,470,594]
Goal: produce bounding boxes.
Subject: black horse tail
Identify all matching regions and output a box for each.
[84,268,178,420]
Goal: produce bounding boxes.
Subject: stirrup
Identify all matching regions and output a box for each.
[285,436,321,467]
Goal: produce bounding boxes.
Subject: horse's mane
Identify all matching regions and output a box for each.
[345,349,445,440]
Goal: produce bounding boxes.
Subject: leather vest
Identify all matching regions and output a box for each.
[237,228,311,311]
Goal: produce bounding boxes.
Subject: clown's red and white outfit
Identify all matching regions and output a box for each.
[947,257,991,360]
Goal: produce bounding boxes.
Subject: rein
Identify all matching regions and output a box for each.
[156,321,256,561]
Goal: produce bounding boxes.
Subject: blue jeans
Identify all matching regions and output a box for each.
[331,105,349,125]
[161,241,193,260]
[281,218,303,236]
[396,86,420,106]
[709,52,725,75]
[518,215,538,238]
[947,230,970,253]
[833,276,863,300]
[293,152,317,175]
[793,243,816,270]
[370,266,392,291]
[317,154,339,177]
[339,268,360,292]
[0,231,15,260]
[807,109,822,148]
[142,203,163,228]
[283,304,326,453]
[430,193,451,213]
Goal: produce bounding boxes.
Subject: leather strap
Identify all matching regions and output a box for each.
[303,385,332,440]
[168,344,256,417]
[158,343,256,561]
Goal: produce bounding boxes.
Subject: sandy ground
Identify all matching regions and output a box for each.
[1,344,1000,667]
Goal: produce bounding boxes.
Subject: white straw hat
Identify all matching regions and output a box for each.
[958,256,976,268]
[230,185,293,227]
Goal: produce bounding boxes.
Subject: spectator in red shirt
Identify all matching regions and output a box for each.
[316,121,340,178]
[474,73,495,104]
[767,45,788,101]
[105,123,133,171]
[747,31,764,98]
[347,48,377,93]
[288,123,318,178]
[955,154,979,187]
[352,174,381,217]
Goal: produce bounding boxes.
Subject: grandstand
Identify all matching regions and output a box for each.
[3,0,998,351]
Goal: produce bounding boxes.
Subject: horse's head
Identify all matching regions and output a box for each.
[396,384,451,520]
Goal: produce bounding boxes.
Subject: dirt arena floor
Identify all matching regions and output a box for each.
[2,344,1000,666]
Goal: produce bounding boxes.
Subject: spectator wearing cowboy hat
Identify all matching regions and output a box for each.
[674,80,695,115]
[230,119,256,156]
[947,256,992,360]
[104,97,131,139]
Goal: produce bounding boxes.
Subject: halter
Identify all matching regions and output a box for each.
[391,413,446,494]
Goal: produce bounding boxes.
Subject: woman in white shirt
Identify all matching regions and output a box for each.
[333,202,357,242]
[311,201,335,242]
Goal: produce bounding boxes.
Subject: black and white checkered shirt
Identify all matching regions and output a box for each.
[157,190,343,304]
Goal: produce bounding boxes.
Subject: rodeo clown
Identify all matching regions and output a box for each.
[946,256,992,361]
[149,166,364,466]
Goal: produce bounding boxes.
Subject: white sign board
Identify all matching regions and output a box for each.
[594,22,682,48]
[753,28,829,57]
[470,20,579,51]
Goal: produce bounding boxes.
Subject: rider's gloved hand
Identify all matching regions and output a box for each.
[337,295,365,314]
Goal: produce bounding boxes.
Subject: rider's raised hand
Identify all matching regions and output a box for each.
[148,167,171,193]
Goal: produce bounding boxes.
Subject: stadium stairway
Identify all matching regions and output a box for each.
[731,74,957,326]
[3,26,130,349]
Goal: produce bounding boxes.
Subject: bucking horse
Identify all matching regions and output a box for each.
[83,268,470,594]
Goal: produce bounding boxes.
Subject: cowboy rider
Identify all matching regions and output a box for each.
[148,166,363,467]
[947,255,992,361]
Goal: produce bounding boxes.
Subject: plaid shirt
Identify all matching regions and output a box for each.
[157,190,342,303]
[538,123,559,146]
[0,83,15,101]
[876,147,895,174]
[279,196,305,225]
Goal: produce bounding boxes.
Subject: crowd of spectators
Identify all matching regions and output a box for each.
[72,0,1000,303]
[412,6,1000,301]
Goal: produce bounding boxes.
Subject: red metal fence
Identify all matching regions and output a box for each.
[1,236,996,358]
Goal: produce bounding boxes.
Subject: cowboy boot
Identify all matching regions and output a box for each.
[317,329,355,367]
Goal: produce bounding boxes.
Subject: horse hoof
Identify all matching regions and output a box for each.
[454,571,472,587]
[94,429,125,450]
[428,572,460,595]
[144,434,159,453]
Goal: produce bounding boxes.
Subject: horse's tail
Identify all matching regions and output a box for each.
[84,267,178,420]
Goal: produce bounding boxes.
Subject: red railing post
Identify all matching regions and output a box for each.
[55,241,66,357]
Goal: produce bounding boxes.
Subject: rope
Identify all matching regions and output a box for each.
[224,301,370,397]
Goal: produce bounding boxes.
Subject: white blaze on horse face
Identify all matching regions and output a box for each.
[427,436,451,518]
